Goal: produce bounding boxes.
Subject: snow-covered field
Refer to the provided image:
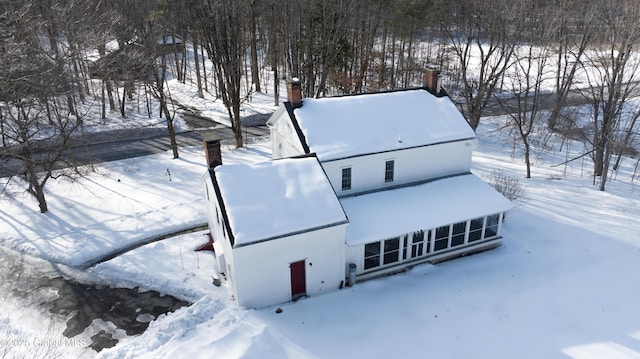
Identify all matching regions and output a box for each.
[96,119,640,359]
[2,80,640,357]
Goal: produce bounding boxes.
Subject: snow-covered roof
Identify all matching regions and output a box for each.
[214,156,348,247]
[340,174,514,246]
[293,89,476,162]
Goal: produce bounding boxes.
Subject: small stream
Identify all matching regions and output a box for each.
[1,246,189,353]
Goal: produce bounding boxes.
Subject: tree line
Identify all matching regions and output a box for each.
[1,0,639,212]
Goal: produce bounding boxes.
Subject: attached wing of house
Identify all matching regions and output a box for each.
[212,155,348,248]
[203,154,349,308]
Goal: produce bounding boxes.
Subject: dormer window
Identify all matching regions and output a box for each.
[385,160,395,183]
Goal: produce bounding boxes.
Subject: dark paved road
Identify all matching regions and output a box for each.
[71,126,269,164]
[0,123,270,178]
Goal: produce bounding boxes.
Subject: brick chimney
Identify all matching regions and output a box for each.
[423,66,440,96]
[202,132,222,168]
[286,78,302,108]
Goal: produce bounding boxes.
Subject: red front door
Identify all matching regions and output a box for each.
[290,260,306,299]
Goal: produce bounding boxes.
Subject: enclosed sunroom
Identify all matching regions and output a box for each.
[341,173,513,279]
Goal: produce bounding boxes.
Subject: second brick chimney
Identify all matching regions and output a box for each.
[202,132,222,168]
[423,66,440,96]
[286,78,302,108]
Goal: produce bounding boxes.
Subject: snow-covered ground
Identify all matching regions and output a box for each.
[2,79,640,357]
[95,117,640,359]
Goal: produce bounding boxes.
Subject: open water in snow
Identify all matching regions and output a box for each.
[0,246,189,353]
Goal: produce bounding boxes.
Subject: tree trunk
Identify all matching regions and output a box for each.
[172,33,182,83]
[120,84,126,118]
[161,98,180,159]
[106,77,116,111]
[25,155,49,213]
[524,139,531,179]
[594,141,605,177]
[193,36,204,98]
[101,80,106,119]
[34,182,48,213]
[201,39,208,93]
[379,25,388,89]
[250,5,261,92]
[233,105,242,148]
[599,147,612,191]
[273,49,279,106]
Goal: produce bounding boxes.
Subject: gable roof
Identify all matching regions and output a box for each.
[288,88,476,162]
[213,155,348,247]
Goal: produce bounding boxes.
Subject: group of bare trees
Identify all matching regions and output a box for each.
[189,0,640,190]
[438,0,640,190]
[2,0,640,213]
[0,1,96,212]
[509,0,639,190]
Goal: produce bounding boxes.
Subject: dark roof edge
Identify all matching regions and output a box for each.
[321,137,477,163]
[209,168,236,246]
[338,171,473,199]
[233,219,350,248]
[284,101,310,154]
[313,86,449,100]
[313,152,350,223]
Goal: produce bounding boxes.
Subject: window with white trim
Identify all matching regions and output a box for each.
[484,214,500,238]
[364,242,380,269]
[469,218,484,242]
[363,237,402,270]
[383,238,400,265]
[434,225,450,251]
[402,234,409,260]
[411,230,425,258]
[451,221,466,247]
[384,160,394,183]
[341,167,352,191]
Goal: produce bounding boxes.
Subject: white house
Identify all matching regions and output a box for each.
[202,155,348,308]
[203,69,513,308]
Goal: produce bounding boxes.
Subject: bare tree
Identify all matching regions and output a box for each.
[611,102,640,172]
[578,0,640,191]
[547,0,596,130]
[438,0,517,131]
[0,1,89,213]
[102,1,181,158]
[249,0,261,93]
[496,2,555,179]
[343,0,384,93]
[149,40,180,159]
[188,0,250,148]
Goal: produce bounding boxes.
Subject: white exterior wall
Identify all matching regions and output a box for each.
[323,139,474,196]
[231,224,347,308]
[269,109,306,160]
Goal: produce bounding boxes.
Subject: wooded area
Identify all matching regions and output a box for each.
[1,0,640,212]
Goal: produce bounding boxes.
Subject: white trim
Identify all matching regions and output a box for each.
[356,237,503,280]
